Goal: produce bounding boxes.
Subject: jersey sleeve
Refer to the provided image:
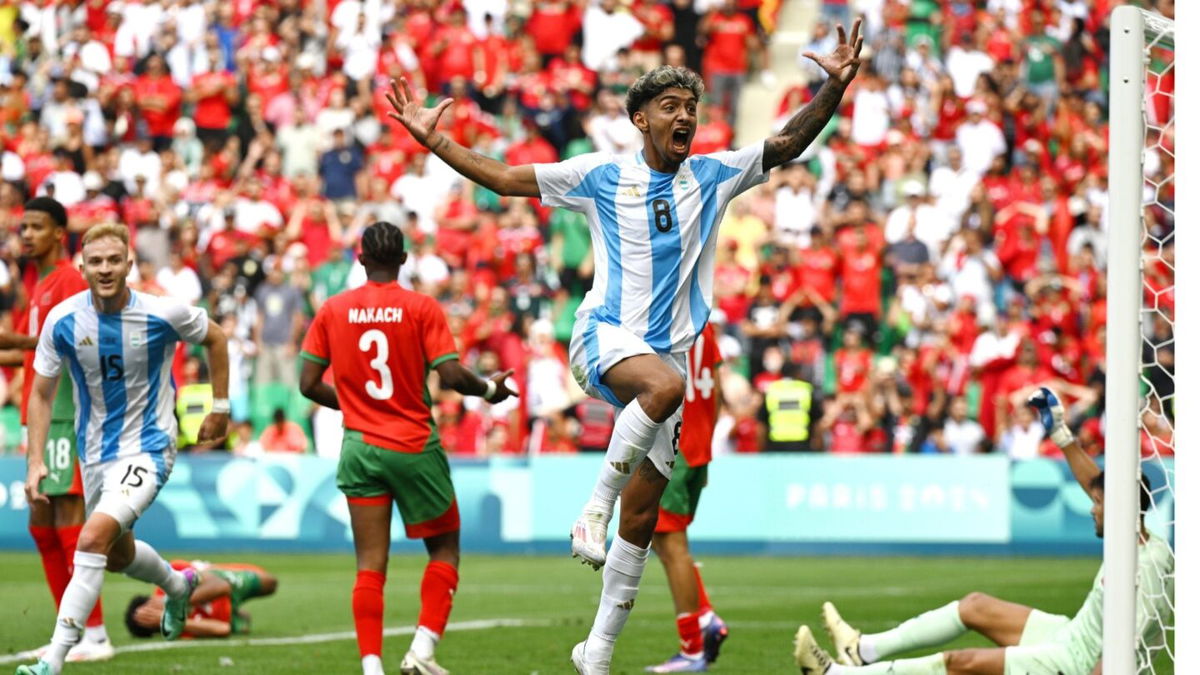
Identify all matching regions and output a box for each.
[704,324,723,367]
[160,298,210,344]
[702,140,768,198]
[533,152,612,209]
[421,299,459,368]
[300,305,331,365]
[32,312,64,378]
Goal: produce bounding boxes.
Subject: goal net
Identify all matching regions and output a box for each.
[1105,6,1174,674]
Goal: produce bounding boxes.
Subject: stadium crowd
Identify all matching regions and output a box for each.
[0,0,1174,460]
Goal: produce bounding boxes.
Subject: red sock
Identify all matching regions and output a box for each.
[417,561,458,637]
[693,563,713,615]
[29,525,69,608]
[352,570,386,658]
[676,610,704,656]
[58,524,105,628]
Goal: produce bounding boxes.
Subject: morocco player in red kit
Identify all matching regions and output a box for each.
[646,323,728,673]
[6,198,112,662]
[299,222,516,675]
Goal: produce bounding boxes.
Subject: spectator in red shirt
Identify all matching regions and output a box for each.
[700,0,763,128]
[188,58,238,151]
[527,0,584,63]
[133,53,182,151]
[430,5,484,93]
[839,224,884,341]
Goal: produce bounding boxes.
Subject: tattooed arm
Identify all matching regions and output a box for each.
[763,19,865,172]
[384,78,540,198]
[763,78,851,170]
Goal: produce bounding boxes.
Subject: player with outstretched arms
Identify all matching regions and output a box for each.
[16,224,230,675]
[386,20,862,673]
[298,222,517,675]
[794,387,1174,675]
[0,199,111,663]
[646,322,729,673]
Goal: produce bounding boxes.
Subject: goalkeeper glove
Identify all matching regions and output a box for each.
[1026,386,1075,448]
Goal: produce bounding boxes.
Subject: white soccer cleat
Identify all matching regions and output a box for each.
[400,650,449,675]
[570,509,610,570]
[14,644,50,661]
[821,601,863,666]
[571,640,609,675]
[65,635,115,662]
[793,625,832,675]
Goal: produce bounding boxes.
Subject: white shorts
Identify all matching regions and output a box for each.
[1005,611,1094,675]
[569,313,686,479]
[82,452,175,534]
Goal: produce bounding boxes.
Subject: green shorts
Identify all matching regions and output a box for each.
[207,566,271,635]
[655,462,707,533]
[1005,611,1093,675]
[39,420,81,497]
[337,430,460,539]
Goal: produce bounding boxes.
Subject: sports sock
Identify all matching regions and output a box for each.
[46,551,107,670]
[83,624,109,643]
[828,653,947,674]
[352,570,386,658]
[584,534,650,665]
[120,540,189,599]
[589,400,661,515]
[414,560,458,655]
[30,525,69,608]
[859,601,965,663]
[410,626,439,661]
[58,524,105,628]
[693,563,713,618]
[676,611,704,657]
[360,654,384,675]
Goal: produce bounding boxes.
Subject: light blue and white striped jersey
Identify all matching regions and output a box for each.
[536,142,767,353]
[34,290,210,471]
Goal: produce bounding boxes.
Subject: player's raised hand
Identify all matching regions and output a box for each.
[486,369,519,404]
[384,77,453,148]
[803,17,865,85]
[195,411,230,450]
[24,461,49,505]
[1026,386,1074,448]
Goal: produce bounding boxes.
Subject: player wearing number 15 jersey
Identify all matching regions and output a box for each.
[299,222,517,675]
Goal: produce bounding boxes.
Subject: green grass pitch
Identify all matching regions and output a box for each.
[0,552,1154,673]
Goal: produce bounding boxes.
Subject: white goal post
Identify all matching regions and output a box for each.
[1106,6,1174,675]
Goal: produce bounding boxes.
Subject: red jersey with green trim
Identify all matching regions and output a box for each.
[301,281,458,453]
[679,323,721,467]
[19,259,87,424]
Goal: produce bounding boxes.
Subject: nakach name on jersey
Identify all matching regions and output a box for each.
[679,323,721,467]
[33,290,210,474]
[19,258,88,424]
[301,280,458,454]
[534,142,766,355]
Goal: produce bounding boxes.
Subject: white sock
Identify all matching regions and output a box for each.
[698,610,714,629]
[361,654,384,675]
[46,551,107,669]
[410,625,438,660]
[859,601,965,663]
[83,624,109,643]
[829,654,947,674]
[584,535,650,667]
[588,400,662,516]
[121,540,189,598]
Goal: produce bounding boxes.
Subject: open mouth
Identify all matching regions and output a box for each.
[670,128,691,154]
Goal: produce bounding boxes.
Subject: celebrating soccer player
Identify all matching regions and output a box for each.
[0,199,111,663]
[385,18,862,673]
[793,387,1174,675]
[646,322,728,673]
[16,224,231,675]
[298,221,517,675]
[125,560,278,639]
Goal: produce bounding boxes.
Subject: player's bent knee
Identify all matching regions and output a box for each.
[260,574,279,596]
[639,372,685,421]
[959,592,995,625]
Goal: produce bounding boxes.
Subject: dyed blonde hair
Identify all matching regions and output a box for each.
[81,223,131,250]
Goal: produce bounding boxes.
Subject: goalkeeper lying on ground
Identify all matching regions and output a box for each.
[795,387,1173,675]
[125,561,278,639]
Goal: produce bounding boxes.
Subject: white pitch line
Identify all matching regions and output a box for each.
[0,617,551,664]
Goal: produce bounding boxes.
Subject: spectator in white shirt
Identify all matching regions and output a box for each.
[38,151,85,206]
[773,164,817,248]
[1000,403,1045,460]
[851,72,890,147]
[582,0,644,72]
[945,29,994,98]
[885,181,954,256]
[234,176,285,236]
[588,89,642,156]
[940,227,1002,317]
[929,146,978,224]
[156,250,204,305]
[1066,204,1106,269]
[956,99,1006,176]
[943,396,985,455]
[119,135,164,196]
